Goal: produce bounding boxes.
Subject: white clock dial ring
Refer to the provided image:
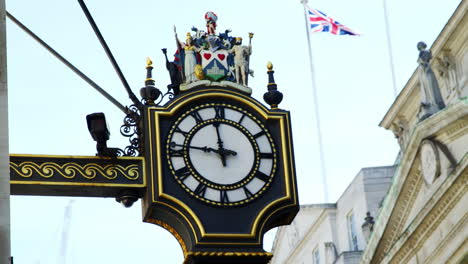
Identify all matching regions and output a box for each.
[184,120,258,188]
[166,102,278,206]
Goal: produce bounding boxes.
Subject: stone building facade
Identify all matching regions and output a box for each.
[362,2,467,264]
[270,166,396,264]
[271,2,467,264]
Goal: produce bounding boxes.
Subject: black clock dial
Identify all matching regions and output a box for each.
[166,103,277,206]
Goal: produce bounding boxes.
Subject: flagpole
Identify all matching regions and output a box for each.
[0,0,11,263]
[300,0,329,203]
[383,0,398,97]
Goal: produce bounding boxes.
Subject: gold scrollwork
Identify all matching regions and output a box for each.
[183,251,273,263]
[10,161,140,180]
[186,251,272,257]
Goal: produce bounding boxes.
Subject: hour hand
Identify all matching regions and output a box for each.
[218,148,237,156]
[204,147,237,156]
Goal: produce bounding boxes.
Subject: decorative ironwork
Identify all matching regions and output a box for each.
[154,88,175,106]
[120,104,142,156]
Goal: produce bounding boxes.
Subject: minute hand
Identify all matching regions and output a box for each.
[170,142,210,152]
[170,142,237,155]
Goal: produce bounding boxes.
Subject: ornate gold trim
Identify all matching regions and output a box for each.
[10,161,140,180]
[10,155,146,188]
[146,218,188,256]
[183,250,272,263]
[147,88,298,243]
[185,251,272,257]
[10,153,144,160]
[149,88,271,119]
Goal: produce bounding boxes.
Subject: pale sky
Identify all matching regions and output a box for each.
[6,0,462,263]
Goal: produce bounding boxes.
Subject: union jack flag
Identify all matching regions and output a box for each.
[305,5,360,36]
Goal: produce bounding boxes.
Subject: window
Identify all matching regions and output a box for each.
[313,247,320,264]
[347,212,359,250]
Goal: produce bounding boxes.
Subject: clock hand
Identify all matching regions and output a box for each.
[205,147,237,157]
[170,142,211,152]
[170,142,237,156]
[212,122,227,166]
[217,148,237,156]
[213,122,224,148]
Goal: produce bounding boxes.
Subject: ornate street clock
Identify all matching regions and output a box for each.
[142,85,298,264]
[7,4,298,264]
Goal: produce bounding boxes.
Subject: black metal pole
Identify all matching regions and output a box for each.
[77,0,142,108]
[6,11,128,114]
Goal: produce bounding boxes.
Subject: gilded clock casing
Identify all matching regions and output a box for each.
[141,87,298,254]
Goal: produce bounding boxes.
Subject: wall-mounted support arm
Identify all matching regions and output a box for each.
[6,11,127,114]
[77,0,142,108]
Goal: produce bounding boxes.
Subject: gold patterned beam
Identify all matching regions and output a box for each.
[9,154,146,198]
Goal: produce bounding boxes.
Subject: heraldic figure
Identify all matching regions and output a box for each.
[167,12,254,90]
[230,36,253,86]
[175,28,201,83]
[417,41,446,120]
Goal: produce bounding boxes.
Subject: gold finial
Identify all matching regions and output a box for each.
[267,61,273,71]
[146,57,153,67]
[248,32,254,39]
[186,32,192,39]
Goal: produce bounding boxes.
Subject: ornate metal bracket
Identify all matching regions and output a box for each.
[120,104,142,156]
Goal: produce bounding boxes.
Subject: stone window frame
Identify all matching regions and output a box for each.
[346,211,360,251]
[312,246,320,264]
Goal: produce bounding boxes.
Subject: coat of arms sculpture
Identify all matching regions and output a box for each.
[166,12,254,95]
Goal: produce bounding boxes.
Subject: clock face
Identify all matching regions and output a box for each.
[420,140,440,185]
[166,103,277,206]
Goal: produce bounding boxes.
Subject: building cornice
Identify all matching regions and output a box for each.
[284,208,334,263]
[379,0,467,130]
[381,156,467,263]
[361,100,468,263]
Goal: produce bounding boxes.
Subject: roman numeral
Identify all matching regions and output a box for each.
[175,127,188,137]
[253,131,266,139]
[190,111,203,124]
[220,190,229,203]
[238,113,246,124]
[243,187,254,198]
[255,171,270,182]
[169,148,184,157]
[260,152,274,159]
[214,105,225,119]
[174,167,190,181]
[194,183,207,197]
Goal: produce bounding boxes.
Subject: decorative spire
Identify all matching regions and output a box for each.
[145,56,155,87]
[140,57,161,105]
[263,62,283,109]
